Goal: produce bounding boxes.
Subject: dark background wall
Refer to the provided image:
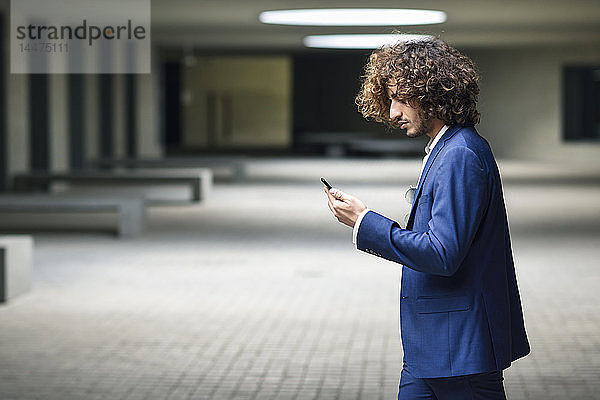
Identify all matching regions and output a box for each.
[293,52,390,138]
[163,62,182,150]
[0,14,5,190]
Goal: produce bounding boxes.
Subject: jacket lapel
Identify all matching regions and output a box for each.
[406,125,461,230]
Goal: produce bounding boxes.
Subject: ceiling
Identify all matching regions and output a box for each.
[150,0,600,50]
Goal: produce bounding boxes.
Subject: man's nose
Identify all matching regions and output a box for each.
[389,101,402,121]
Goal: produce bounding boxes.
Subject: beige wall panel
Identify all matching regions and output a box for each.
[183,56,291,149]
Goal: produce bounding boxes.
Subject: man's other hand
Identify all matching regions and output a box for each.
[324,187,367,228]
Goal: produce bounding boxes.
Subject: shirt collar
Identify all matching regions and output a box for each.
[424,125,449,155]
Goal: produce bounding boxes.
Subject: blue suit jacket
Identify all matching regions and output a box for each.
[357,125,530,378]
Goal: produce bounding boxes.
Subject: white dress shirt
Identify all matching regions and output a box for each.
[352,125,449,245]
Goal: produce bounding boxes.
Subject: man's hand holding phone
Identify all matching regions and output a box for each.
[322,177,367,228]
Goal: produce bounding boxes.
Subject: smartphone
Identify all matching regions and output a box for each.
[320,177,332,190]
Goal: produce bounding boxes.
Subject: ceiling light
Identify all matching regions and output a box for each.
[303,34,433,49]
[259,9,446,26]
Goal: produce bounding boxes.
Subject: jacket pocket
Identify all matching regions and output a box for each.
[416,295,472,314]
[413,194,432,232]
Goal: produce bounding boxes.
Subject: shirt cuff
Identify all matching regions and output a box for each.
[352,209,371,245]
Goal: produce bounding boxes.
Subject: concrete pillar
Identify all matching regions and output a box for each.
[137,73,161,157]
[49,74,68,172]
[0,235,33,303]
[84,74,99,162]
[7,74,29,177]
[136,50,162,158]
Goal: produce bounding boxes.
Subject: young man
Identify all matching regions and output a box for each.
[324,38,529,399]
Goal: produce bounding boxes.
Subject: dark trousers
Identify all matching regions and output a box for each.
[398,368,507,400]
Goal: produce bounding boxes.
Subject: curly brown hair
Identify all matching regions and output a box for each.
[355,38,480,128]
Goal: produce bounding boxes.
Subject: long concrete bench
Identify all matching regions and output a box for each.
[89,157,245,182]
[0,195,145,237]
[298,133,423,157]
[347,138,424,156]
[297,132,367,157]
[12,169,213,202]
[0,235,33,303]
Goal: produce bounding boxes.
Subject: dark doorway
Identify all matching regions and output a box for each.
[29,74,49,171]
[163,62,182,150]
[563,66,600,141]
[126,75,137,158]
[0,14,5,190]
[99,74,113,158]
[69,74,85,170]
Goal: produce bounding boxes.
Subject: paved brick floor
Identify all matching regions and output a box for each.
[0,159,599,399]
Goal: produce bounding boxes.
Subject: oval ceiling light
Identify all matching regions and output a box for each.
[303,34,433,49]
[259,9,446,26]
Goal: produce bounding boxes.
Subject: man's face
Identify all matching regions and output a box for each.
[386,83,433,138]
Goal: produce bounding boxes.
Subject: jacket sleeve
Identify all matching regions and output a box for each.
[356,146,489,276]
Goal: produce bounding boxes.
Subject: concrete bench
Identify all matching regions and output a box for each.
[297,132,368,157]
[13,169,213,202]
[89,157,245,182]
[298,133,423,157]
[0,195,145,237]
[0,235,33,303]
[347,138,424,156]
